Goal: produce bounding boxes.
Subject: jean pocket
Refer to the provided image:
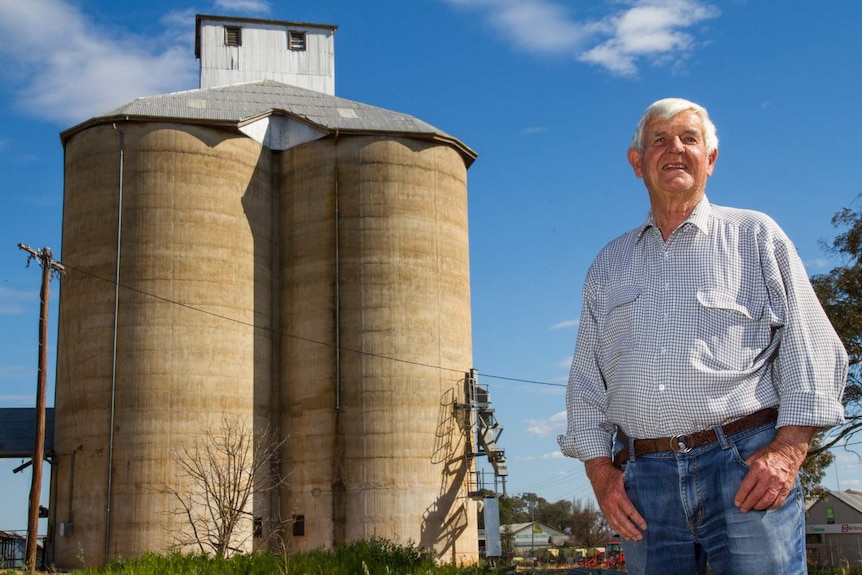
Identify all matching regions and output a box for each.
[728,425,777,469]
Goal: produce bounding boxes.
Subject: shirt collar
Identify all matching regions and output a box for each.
[636,195,712,244]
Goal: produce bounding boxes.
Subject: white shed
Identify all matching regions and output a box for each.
[195,14,337,94]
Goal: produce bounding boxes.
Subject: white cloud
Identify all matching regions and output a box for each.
[551,318,579,330]
[521,126,547,135]
[0,286,37,315]
[524,410,567,437]
[517,450,566,461]
[0,366,33,380]
[826,448,862,493]
[215,0,271,15]
[0,394,36,406]
[0,0,199,125]
[442,0,589,54]
[441,0,719,76]
[580,0,720,76]
[485,2,588,54]
[804,257,834,272]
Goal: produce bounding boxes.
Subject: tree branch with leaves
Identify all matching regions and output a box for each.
[811,205,862,457]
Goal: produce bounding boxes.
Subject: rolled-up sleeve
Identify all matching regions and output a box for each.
[557,271,617,461]
[764,229,847,429]
[557,202,848,464]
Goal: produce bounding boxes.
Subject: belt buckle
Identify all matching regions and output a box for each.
[670,435,691,453]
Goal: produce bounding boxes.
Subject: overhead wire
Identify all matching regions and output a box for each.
[51,262,862,506]
[59,262,564,387]
[479,374,565,388]
[57,261,574,501]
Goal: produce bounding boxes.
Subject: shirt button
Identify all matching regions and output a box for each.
[658,384,666,391]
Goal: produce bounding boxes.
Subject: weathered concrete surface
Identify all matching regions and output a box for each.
[54,124,476,567]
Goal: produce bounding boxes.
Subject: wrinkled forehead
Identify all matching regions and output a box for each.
[643,110,706,138]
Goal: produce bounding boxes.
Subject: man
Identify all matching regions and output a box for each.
[557,98,847,574]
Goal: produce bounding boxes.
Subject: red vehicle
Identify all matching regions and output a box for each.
[605,541,625,568]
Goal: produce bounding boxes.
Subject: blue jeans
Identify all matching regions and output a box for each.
[616,422,806,575]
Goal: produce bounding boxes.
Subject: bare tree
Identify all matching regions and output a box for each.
[166,417,286,558]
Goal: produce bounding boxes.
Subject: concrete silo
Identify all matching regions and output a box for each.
[279,136,474,560]
[51,14,478,568]
[55,121,275,565]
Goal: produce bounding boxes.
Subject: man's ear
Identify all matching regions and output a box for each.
[627,148,644,178]
[706,148,719,177]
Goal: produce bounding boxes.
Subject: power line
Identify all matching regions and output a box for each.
[481,374,565,388]
[60,262,562,387]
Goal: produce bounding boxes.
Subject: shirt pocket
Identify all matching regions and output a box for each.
[599,284,642,368]
[695,288,768,371]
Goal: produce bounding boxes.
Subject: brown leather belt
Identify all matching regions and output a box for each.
[612,407,778,468]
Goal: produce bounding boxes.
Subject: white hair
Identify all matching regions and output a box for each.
[629,98,719,154]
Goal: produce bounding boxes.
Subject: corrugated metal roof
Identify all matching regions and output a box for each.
[0,407,55,458]
[829,489,862,513]
[60,80,476,165]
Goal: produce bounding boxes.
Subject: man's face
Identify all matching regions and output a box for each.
[627,110,717,202]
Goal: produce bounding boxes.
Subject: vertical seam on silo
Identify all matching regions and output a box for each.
[105,124,125,563]
[434,146,443,388]
[334,161,341,413]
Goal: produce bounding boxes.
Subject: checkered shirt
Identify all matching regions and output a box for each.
[557,198,848,461]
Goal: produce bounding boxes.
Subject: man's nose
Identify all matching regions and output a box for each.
[668,136,685,153]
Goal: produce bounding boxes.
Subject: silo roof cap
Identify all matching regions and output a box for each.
[60,80,476,166]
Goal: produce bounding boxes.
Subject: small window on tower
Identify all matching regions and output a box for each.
[293,515,305,537]
[224,26,242,47]
[289,30,306,51]
[253,517,262,538]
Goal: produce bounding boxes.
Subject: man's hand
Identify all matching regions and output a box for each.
[733,425,815,513]
[584,457,647,541]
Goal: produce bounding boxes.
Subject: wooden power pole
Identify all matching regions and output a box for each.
[19,243,64,574]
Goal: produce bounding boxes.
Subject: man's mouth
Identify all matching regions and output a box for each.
[663,163,687,170]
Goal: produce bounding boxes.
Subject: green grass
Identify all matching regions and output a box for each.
[10,538,497,575]
[5,553,862,575]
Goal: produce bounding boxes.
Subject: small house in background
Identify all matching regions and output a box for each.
[806,489,862,567]
[0,531,25,569]
[0,530,44,569]
[502,521,567,556]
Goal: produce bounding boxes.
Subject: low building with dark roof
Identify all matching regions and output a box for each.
[806,489,862,567]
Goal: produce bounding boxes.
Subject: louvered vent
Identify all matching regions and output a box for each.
[288,30,306,51]
[224,26,242,47]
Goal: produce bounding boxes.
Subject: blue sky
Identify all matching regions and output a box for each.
[1,0,861,534]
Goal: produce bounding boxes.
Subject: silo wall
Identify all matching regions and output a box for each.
[279,136,477,563]
[54,122,275,568]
